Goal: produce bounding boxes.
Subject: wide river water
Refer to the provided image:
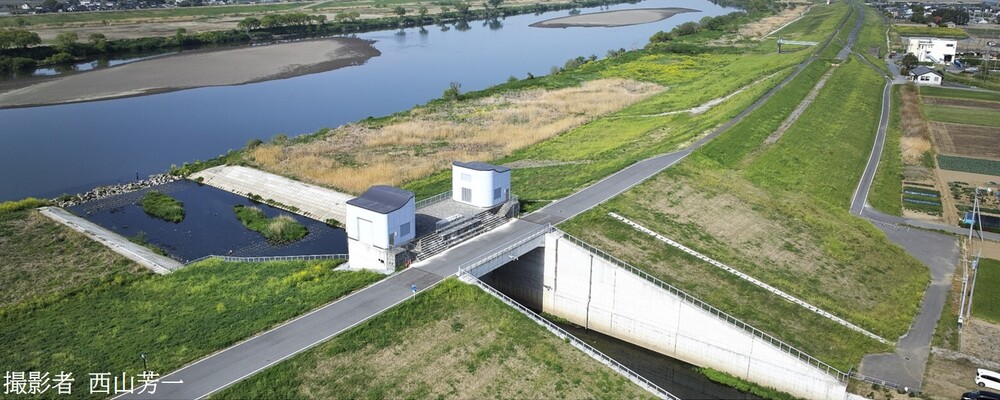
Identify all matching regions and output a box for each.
[0,0,737,201]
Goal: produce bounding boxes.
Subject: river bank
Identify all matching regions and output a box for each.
[530,8,699,28]
[0,37,380,109]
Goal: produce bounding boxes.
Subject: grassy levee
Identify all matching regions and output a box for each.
[744,57,885,209]
[853,6,890,76]
[921,104,1000,127]
[0,3,304,27]
[868,85,903,216]
[0,199,147,312]
[559,17,929,370]
[215,279,656,400]
[918,86,1000,102]
[774,2,851,43]
[972,258,1000,324]
[0,259,382,399]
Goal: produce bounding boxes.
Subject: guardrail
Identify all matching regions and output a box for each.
[555,230,850,381]
[456,225,552,276]
[185,254,348,265]
[415,191,453,209]
[849,371,914,394]
[609,212,890,345]
[466,276,679,400]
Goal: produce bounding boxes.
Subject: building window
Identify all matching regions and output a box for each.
[400,222,411,236]
[461,173,471,182]
[462,187,472,202]
[920,76,930,81]
[494,187,501,200]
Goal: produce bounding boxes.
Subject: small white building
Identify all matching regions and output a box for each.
[452,161,511,208]
[345,185,415,270]
[909,66,943,85]
[906,37,958,64]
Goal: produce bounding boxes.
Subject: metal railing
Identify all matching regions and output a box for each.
[185,254,348,265]
[849,371,914,394]
[415,191,453,209]
[555,230,850,381]
[456,225,553,276]
[466,276,679,400]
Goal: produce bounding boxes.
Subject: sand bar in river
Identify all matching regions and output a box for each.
[0,37,380,109]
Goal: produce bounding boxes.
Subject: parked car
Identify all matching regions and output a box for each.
[978,369,1000,391]
[962,390,1000,400]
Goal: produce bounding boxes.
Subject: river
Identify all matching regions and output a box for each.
[0,0,737,201]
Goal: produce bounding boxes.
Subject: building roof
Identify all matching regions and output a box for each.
[910,66,942,77]
[347,185,414,214]
[453,161,511,173]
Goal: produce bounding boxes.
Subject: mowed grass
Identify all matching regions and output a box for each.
[0,2,304,27]
[869,85,903,216]
[215,279,655,400]
[972,258,1000,324]
[0,258,383,399]
[0,204,146,311]
[919,86,1000,102]
[773,2,850,42]
[744,56,886,209]
[921,105,1000,127]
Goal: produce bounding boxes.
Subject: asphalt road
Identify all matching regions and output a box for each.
[115,31,834,399]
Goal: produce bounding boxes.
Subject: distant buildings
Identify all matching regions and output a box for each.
[909,66,944,85]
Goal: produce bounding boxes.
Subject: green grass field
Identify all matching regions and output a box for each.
[745,57,885,209]
[895,25,968,39]
[937,155,1000,175]
[972,258,1000,324]
[919,86,1000,102]
[944,72,1000,92]
[921,104,1000,127]
[215,279,655,399]
[869,85,903,216]
[774,2,850,42]
[854,6,889,75]
[0,3,304,27]
[0,258,382,399]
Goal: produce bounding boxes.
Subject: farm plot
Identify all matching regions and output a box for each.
[922,105,1000,127]
[928,122,1000,160]
[937,155,1000,176]
[919,86,1000,102]
[920,97,1000,109]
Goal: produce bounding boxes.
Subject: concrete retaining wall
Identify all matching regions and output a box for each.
[499,233,848,400]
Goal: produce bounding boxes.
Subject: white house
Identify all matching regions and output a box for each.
[345,185,415,270]
[906,37,958,64]
[910,66,943,85]
[452,161,511,208]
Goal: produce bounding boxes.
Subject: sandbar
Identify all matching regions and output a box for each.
[530,8,700,28]
[0,37,380,109]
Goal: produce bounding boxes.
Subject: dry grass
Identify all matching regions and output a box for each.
[901,85,933,165]
[248,79,663,194]
[921,355,979,400]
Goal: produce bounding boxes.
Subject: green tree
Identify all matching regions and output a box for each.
[174,27,187,46]
[237,17,260,31]
[418,6,428,20]
[88,32,107,52]
[54,31,78,53]
[486,0,503,10]
[393,6,406,17]
[900,53,919,74]
[41,0,58,9]
[442,81,461,100]
[455,2,470,17]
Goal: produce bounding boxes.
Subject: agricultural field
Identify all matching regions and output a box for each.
[216,279,655,400]
[972,258,1000,324]
[902,185,943,215]
[938,155,1000,176]
[895,25,969,39]
[560,55,925,372]
[919,86,1000,102]
[922,105,1000,127]
[0,258,383,399]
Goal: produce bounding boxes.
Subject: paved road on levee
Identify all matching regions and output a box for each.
[118,32,829,399]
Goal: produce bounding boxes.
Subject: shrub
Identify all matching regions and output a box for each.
[233,205,307,242]
[139,191,185,222]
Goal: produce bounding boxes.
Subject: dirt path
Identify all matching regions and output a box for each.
[765,66,835,144]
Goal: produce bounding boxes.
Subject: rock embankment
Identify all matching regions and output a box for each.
[53,174,180,207]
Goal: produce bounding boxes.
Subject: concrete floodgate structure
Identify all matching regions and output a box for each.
[191,166,353,224]
[481,231,849,400]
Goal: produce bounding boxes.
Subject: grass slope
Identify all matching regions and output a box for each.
[0,258,382,399]
[216,279,655,400]
[973,258,1000,324]
[0,203,146,311]
[869,85,903,215]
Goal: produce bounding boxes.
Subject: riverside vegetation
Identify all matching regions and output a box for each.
[233,204,308,243]
[215,279,656,400]
[0,258,383,400]
[139,190,185,223]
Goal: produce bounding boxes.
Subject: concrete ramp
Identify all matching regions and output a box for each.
[191,166,351,224]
